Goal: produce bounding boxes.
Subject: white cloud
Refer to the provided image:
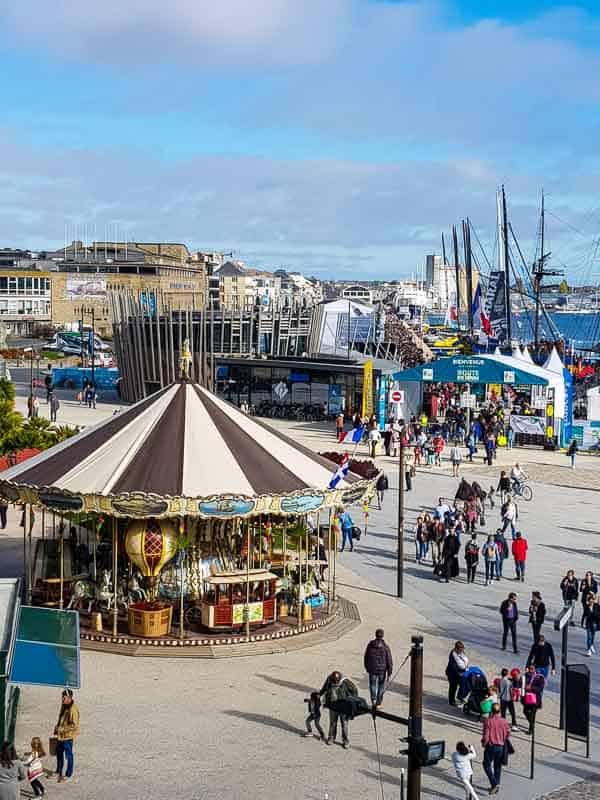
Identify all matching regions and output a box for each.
[1,131,596,278]
[0,0,350,66]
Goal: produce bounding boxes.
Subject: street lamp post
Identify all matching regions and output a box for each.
[397,439,405,598]
[91,307,96,389]
[24,347,34,417]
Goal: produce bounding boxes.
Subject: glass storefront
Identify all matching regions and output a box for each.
[216,361,367,415]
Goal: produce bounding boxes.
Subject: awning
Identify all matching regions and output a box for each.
[390,355,548,386]
[205,569,278,585]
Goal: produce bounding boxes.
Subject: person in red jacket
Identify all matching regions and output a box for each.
[511,531,528,582]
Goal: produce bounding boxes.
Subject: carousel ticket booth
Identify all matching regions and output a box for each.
[201,569,279,631]
[0,381,375,650]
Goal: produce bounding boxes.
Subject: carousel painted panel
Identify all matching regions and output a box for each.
[38,489,84,512]
[197,497,256,518]
[110,493,170,518]
[278,492,325,516]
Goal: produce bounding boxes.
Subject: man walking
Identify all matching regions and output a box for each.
[363,629,393,709]
[511,532,528,582]
[319,670,357,749]
[338,508,354,553]
[500,592,519,654]
[527,635,556,680]
[481,703,512,794]
[50,393,60,422]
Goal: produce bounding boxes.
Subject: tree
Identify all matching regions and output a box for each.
[559,280,570,294]
[0,378,15,404]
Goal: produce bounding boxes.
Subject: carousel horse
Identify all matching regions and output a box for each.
[124,572,147,604]
[68,569,124,613]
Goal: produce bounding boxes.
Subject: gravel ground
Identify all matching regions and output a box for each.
[539,779,600,799]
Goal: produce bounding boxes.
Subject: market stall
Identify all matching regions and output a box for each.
[0,380,375,648]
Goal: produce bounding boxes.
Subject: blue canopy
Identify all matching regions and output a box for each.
[390,355,548,386]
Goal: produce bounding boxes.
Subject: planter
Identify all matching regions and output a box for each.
[127,602,173,638]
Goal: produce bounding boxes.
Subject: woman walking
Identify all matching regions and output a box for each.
[450,443,463,477]
[528,592,546,642]
[560,570,579,622]
[583,593,600,657]
[521,665,545,735]
[483,535,498,586]
[581,572,598,624]
[567,438,578,468]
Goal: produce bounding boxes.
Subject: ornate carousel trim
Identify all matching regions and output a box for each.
[0,479,377,519]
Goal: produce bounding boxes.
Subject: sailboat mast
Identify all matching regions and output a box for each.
[463,221,474,337]
[534,191,544,350]
[502,185,512,343]
[453,225,461,330]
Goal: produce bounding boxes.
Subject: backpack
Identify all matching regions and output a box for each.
[485,544,496,559]
[466,542,479,559]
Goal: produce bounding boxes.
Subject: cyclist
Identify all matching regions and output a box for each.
[510,463,528,495]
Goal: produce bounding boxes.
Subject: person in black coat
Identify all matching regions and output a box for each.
[500,593,519,654]
[527,635,556,680]
[376,473,389,509]
[441,532,460,583]
[560,571,579,626]
[580,572,598,624]
[528,592,546,642]
[364,629,393,708]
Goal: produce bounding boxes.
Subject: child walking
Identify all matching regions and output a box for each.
[452,741,479,800]
[302,691,325,740]
[24,736,46,797]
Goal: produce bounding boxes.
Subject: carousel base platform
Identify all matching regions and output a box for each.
[79,596,360,658]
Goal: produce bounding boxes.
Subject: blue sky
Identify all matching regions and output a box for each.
[0,0,599,281]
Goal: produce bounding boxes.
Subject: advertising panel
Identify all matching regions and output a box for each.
[65,277,107,300]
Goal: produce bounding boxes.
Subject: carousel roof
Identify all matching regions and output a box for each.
[0,382,367,519]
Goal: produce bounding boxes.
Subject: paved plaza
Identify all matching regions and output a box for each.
[3,406,600,799]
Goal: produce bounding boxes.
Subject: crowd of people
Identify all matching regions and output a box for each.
[446,636,554,797]
[412,482,528,587]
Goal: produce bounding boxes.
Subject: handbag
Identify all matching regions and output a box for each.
[479,514,486,526]
[49,736,58,756]
[351,526,362,541]
[524,691,537,705]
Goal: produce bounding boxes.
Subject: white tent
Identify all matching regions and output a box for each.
[543,346,565,375]
[490,352,566,421]
[521,347,535,364]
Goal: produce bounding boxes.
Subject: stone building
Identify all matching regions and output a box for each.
[0,241,208,337]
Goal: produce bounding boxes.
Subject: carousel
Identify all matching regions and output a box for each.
[0,378,375,652]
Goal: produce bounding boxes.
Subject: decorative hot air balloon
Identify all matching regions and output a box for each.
[124,519,178,601]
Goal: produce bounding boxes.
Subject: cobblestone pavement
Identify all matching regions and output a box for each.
[539,779,600,799]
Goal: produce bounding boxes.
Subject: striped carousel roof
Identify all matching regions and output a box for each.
[0,383,360,511]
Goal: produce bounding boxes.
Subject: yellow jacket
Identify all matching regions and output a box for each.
[57,704,80,741]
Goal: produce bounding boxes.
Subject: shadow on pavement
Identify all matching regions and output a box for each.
[223,709,304,736]
[256,674,315,695]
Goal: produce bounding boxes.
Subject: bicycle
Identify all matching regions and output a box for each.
[512,482,533,502]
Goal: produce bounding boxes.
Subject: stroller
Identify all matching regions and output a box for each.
[459,667,488,718]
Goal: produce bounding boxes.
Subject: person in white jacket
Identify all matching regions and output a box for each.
[452,742,479,800]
